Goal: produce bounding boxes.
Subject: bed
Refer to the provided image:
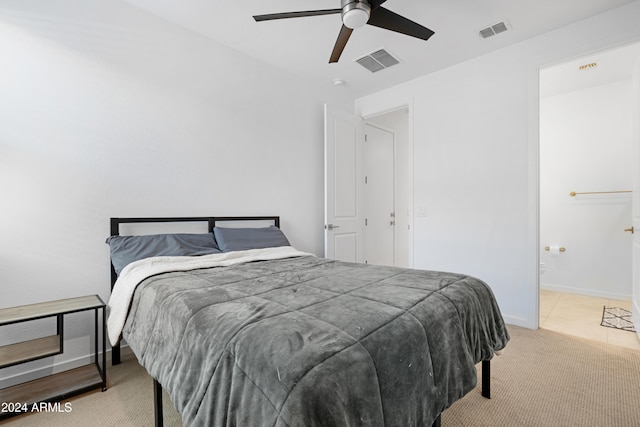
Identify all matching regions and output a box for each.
[106,216,509,427]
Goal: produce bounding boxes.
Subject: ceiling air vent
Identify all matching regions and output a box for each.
[356,49,400,73]
[479,21,510,39]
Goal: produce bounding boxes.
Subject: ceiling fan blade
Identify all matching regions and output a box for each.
[367,6,434,41]
[253,9,341,22]
[329,25,354,63]
[368,0,389,9]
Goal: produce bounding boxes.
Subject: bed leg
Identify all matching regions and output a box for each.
[482,359,490,399]
[154,378,164,427]
[112,343,121,366]
[431,414,441,427]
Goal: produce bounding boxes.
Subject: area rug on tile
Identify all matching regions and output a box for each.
[601,306,636,332]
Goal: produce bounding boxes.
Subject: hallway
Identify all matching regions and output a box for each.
[540,289,640,350]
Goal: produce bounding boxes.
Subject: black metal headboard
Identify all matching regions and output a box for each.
[109,216,281,289]
[108,215,280,365]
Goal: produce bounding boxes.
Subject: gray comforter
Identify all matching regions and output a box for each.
[122,255,509,426]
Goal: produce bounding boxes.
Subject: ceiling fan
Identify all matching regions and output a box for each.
[253,0,434,63]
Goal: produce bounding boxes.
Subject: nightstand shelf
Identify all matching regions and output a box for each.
[0,295,107,419]
[0,335,61,369]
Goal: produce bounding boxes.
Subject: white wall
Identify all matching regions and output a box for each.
[356,1,640,329]
[0,0,349,386]
[540,80,633,299]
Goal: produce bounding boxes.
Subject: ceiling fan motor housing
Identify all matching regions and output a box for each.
[341,0,371,29]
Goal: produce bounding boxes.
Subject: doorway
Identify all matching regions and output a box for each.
[365,108,411,268]
[363,123,395,266]
[538,42,640,350]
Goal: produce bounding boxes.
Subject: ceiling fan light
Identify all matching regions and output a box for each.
[343,8,369,29]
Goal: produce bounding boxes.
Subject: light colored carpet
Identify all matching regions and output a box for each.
[442,326,640,426]
[0,349,182,427]
[2,326,639,426]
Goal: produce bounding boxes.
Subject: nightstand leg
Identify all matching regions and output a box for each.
[57,314,64,353]
[94,309,98,367]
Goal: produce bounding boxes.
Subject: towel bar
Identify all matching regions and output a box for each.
[570,190,631,197]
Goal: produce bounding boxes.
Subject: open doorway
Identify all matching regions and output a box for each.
[539,42,640,350]
[365,108,412,268]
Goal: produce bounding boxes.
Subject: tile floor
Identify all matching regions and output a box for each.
[540,288,640,351]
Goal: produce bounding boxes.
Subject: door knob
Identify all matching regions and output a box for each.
[624,226,634,234]
[325,224,340,230]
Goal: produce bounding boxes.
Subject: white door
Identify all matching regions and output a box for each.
[324,104,364,262]
[363,124,395,266]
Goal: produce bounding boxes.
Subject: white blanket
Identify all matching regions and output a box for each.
[107,246,313,346]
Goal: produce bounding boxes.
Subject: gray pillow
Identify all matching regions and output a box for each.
[106,233,221,275]
[213,226,290,252]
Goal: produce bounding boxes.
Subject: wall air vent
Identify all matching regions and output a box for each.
[356,49,400,73]
[479,21,510,39]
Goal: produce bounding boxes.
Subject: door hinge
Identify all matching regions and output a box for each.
[364,176,368,184]
[365,218,368,226]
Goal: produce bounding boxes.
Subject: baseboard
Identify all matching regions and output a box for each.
[541,284,631,301]
[503,315,534,329]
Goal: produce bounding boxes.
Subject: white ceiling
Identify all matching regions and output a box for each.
[122,0,638,98]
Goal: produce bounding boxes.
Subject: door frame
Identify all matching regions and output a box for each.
[632,51,640,338]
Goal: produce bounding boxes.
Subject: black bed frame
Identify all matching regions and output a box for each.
[108,216,490,427]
